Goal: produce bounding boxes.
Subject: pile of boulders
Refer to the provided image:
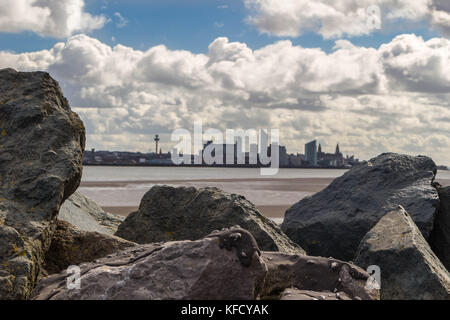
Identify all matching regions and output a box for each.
[282,153,450,299]
[1,69,448,300]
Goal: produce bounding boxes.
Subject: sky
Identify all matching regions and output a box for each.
[0,0,450,164]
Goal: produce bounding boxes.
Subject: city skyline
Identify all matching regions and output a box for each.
[84,134,362,168]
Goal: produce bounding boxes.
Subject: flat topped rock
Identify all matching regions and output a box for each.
[282,153,439,261]
[0,68,85,299]
[355,206,450,300]
[115,185,304,255]
[32,228,268,300]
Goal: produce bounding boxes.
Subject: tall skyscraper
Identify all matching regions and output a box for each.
[305,140,317,166]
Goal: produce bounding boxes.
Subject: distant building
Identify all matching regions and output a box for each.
[317,142,352,168]
[268,145,289,167]
[305,140,318,166]
[201,140,238,165]
[288,153,305,167]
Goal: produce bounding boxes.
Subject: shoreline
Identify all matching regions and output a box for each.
[103,204,291,219]
[80,177,335,192]
[86,177,450,219]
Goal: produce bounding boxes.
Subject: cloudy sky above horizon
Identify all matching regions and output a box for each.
[1,0,450,164]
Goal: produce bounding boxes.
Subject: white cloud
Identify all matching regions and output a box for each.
[0,0,107,38]
[243,0,450,38]
[1,34,450,164]
[380,34,450,93]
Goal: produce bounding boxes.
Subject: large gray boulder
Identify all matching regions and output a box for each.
[260,252,379,300]
[115,185,304,255]
[0,69,85,299]
[43,220,136,275]
[32,227,267,300]
[430,186,450,271]
[282,153,438,260]
[355,206,450,300]
[59,191,124,235]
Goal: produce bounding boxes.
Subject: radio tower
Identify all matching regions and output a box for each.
[154,134,160,154]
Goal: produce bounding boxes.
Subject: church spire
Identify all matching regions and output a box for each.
[335,143,340,155]
[318,143,322,154]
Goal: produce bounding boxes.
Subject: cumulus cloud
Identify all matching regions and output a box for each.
[1,34,450,163]
[243,0,450,38]
[0,0,107,38]
[380,34,450,93]
[431,0,450,36]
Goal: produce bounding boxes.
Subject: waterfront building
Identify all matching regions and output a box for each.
[305,140,318,166]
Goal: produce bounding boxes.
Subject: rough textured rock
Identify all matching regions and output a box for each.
[0,69,85,299]
[279,288,352,300]
[355,206,450,300]
[43,220,136,275]
[115,185,304,254]
[59,191,124,235]
[32,228,267,300]
[430,185,450,271]
[260,252,379,300]
[282,153,438,261]
[206,226,261,267]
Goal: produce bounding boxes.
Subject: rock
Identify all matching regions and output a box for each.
[355,206,450,300]
[59,191,124,235]
[43,220,136,275]
[0,69,85,299]
[430,186,450,271]
[115,185,304,255]
[282,153,438,261]
[32,227,267,300]
[260,252,379,300]
[279,288,352,300]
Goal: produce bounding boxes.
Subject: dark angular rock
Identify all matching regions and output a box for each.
[430,186,450,271]
[115,185,304,255]
[282,153,438,261]
[32,228,268,300]
[43,220,136,275]
[355,206,450,300]
[0,68,85,299]
[260,252,379,300]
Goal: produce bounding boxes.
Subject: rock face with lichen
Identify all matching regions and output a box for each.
[32,228,267,300]
[0,68,85,299]
[355,206,450,300]
[115,185,304,255]
[282,153,439,261]
[43,220,136,275]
